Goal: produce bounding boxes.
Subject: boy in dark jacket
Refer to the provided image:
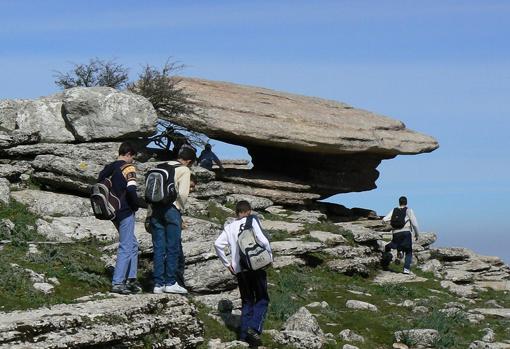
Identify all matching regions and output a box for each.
[98,142,142,294]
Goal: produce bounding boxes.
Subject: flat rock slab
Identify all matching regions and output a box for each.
[0,294,202,348]
[372,271,428,284]
[472,308,510,319]
[263,220,305,234]
[177,78,438,156]
[11,189,92,217]
[475,281,510,291]
[346,300,378,312]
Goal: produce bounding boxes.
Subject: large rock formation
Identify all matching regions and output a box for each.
[175,78,439,198]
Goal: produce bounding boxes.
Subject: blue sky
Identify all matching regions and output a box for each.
[0,1,509,262]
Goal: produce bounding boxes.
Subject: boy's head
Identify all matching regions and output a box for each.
[399,196,407,206]
[235,200,252,218]
[178,146,196,167]
[118,142,137,163]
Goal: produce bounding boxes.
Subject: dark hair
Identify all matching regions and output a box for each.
[118,142,137,156]
[205,143,212,150]
[399,196,407,206]
[235,200,251,215]
[178,146,196,162]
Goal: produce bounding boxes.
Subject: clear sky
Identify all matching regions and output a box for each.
[1,1,509,262]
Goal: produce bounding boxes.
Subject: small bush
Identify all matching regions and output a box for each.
[376,283,417,299]
[54,58,129,89]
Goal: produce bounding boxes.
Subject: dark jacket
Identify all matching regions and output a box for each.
[98,160,139,222]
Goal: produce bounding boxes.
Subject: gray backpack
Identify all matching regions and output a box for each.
[237,216,272,271]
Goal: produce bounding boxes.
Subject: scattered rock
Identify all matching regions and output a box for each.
[33,282,55,294]
[207,338,249,349]
[469,341,510,349]
[394,329,439,348]
[339,329,365,343]
[472,308,510,319]
[343,345,360,349]
[307,301,329,309]
[283,307,324,335]
[482,328,496,343]
[373,271,428,284]
[0,178,10,205]
[345,300,378,312]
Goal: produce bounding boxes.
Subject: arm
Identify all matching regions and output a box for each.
[408,209,420,237]
[175,167,191,211]
[382,210,393,223]
[214,230,231,269]
[122,164,140,212]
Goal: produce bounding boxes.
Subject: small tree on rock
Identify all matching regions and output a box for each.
[54,58,129,89]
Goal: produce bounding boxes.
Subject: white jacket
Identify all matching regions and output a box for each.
[383,206,419,235]
[214,216,272,274]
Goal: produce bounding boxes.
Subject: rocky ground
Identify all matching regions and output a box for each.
[0,162,509,348]
[0,84,508,348]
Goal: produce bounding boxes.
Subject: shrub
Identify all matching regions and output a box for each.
[54,58,129,89]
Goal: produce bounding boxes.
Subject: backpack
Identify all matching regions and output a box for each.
[144,163,179,205]
[390,207,408,229]
[90,174,122,221]
[237,216,272,271]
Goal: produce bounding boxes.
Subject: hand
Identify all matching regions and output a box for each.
[181,218,188,230]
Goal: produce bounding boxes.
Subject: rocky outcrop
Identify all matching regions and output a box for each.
[62,87,157,141]
[174,77,439,197]
[0,294,203,348]
[0,88,156,143]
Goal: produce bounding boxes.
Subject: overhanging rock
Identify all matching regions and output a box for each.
[175,78,439,197]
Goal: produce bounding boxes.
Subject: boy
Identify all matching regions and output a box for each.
[382,196,420,274]
[214,201,272,346]
[98,142,142,294]
[150,147,196,294]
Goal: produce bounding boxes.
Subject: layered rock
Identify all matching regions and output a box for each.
[0,294,203,348]
[174,77,439,197]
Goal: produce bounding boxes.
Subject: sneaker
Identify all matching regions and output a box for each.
[153,285,165,294]
[126,279,142,294]
[164,283,188,294]
[403,268,411,275]
[246,328,262,347]
[111,283,131,295]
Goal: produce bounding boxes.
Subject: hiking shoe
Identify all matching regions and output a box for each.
[111,283,131,295]
[164,283,188,294]
[246,328,262,347]
[153,285,165,294]
[126,279,142,294]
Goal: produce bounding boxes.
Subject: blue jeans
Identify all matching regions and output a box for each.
[112,214,138,285]
[151,205,185,287]
[236,270,269,340]
[385,231,413,269]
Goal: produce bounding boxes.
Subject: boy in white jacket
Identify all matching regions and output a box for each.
[214,201,272,346]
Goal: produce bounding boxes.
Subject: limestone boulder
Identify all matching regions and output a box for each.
[271,307,324,349]
[430,247,472,261]
[0,294,203,348]
[327,257,379,276]
[62,87,157,141]
[394,329,439,348]
[14,93,75,143]
[0,178,9,205]
[11,190,92,217]
[335,222,380,243]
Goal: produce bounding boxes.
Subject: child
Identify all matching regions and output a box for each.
[214,201,272,346]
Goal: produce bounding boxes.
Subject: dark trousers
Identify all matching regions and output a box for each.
[385,231,413,269]
[236,270,270,340]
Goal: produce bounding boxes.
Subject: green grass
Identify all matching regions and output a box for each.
[197,202,235,224]
[196,264,510,348]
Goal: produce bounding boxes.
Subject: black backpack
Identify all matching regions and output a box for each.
[390,207,408,229]
[90,166,125,220]
[144,163,179,205]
